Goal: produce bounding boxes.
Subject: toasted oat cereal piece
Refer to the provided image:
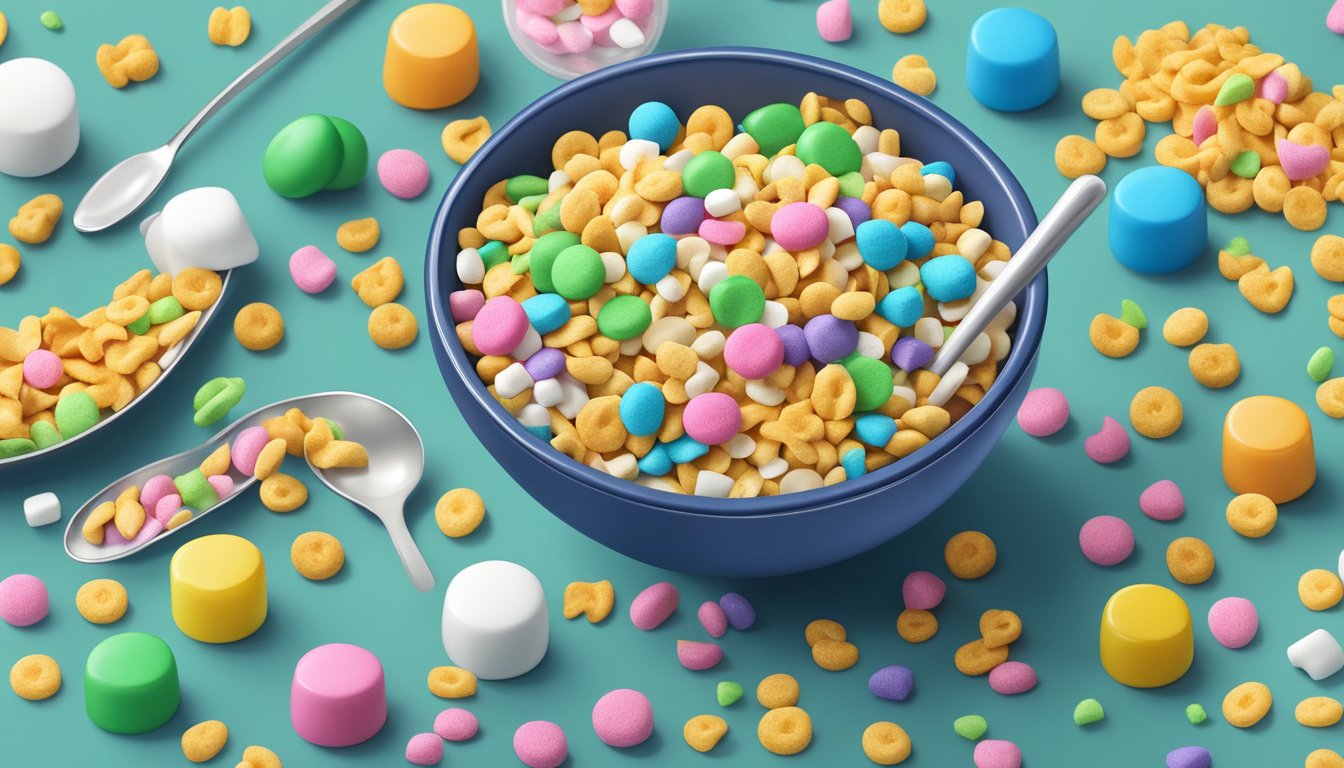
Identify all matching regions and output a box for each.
[336,217,380,253]
[434,488,486,537]
[8,193,62,244]
[76,578,128,624]
[1166,536,1214,585]
[96,34,160,88]
[239,745,281,768]
[1295,696,1343,728]
[1225,494,1277,538]
[182,719,228,762]
[428,665,477,698]
[368,303,418,349]
[1317,378,1344,418]
[1095,113,1145,158]
[945,530,996,579]
[1312,235,1344,282]
[878,0,926,33]
[81,500,116,545]
[1218,237,1265,280]
[1129,386,1182,439]
[862,721,912,766]
[954,639,1008,676]
[291,531,344,581]
[0,243,19,285]
[1089,314,1139,358]
[1238,265,1293,313]
[207,7,250,46]
[892,55,936,96]
[1055,135,1107,178]
[563,580,614,622]
[758,706,812,755]
[1299,569,1344,611]
[978,609,1021,649]
[804,618,846,646]
[1283,186,1327,231]
[352,256,404,307]
[9,654,60,700]
[1081,88,1130,120]
[1222,681,1272,728]
[442,116,492,164]
[897,609,937,643]
[757,673,800,709]
[1188,343,1240,388]
[233,302,284,351]
[259,473,307,513]
[173,268,222,311]
[812,638,859,671]
[1162,307,1208,347]
[684,714,727,753]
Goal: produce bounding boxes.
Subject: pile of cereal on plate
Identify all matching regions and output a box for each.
[449,93,1019,497]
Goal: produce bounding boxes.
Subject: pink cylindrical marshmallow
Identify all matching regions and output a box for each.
[1278,139,1330,181]
[987,661,1037,695]
[22,349,62,389]
[723,324,784,379]
[697,600,728,638]
[1207,596,1258,649]
[1139,479,1184,521]
[630,581,678,630]
[377,149,430,200]
[208,474,235,500]
[405,733,443,766]
[231,426,271,476]
[0,573,49,627]
[449,289,486,322]
[698,217,747,246]
[1016,387,1068,437]
[434,708,478,742]
[682,392,743,445]
[556,21,594,53]
[472,296,530,356]
[289,246,337,294]
[514,721,567,768]
[130,517,165,545]
[816,0,853,43]
[291,643,387,747]
[518,10,560,45]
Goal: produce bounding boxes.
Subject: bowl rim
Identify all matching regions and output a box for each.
[425,46,1045,518]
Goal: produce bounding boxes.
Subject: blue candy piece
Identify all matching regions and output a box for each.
[920,255,977,302]
[855,219,909,271]
[967,7,1060,112]
[665,434,709,464]
[854,413,897,447]
[637,443,673,476]
[626,233,678,284]
[876,285,924,327]
[900,221,936,260]
[920,161,955,185]
[840,448,866,480]
[525,424,552,441]
[521,293,571,335]
[629,101,680,152]
[620,382,666,437]
[1109,166,1206,274]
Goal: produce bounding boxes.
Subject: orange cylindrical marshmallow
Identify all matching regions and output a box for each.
[1100,584,1193,688]
[1222,395,1315,503]
[383,4,479,110]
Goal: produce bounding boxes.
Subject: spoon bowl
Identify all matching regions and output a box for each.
[71,145,176,234]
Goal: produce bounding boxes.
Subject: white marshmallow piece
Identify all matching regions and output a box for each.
[0,58,79,178]
[600,250,626,283]
[691,330,725,359]
[760,300,788,329]
[620,139,660,171]
[456,248,485,284]
[704,188,741,218]
[1288,629,1344,681]
[663,149,693,173]
[23,492,61,527]
[745,379,785,406]
[694,470,734,498]
[697,261,728,295]
[604,453,639,481]
[655,274,686,302]
[609,17,646,49]
[852,125,880,155]
[928,362,968,407]
[725,433,756,460]
[923,173,953,202]
[855,332,884,359]
[442,561,547,680]
[510,326,542,361]
[825,207,856,244]
[533,378,563,408]
[495,363,534,399]
[142,187,259,275]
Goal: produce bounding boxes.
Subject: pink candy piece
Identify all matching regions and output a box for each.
[987,661,1037,695]
[1277,139,1330,181]
[22,349,62,389]
[139,474,177,514]
[208,474,235,500]
[682,392,743,445]
[434,708,478,742]
[154,494,183,525]
[580,7,621,34]
[291,643,388,747]
[517,0,566,13]
[699,217,746,246]
[232,426,271,476]
[974,739,1023,768]
[405,733,443,766]
[557,21,594,53]
[289,246,337,294]
[104,522,132,547]
[1259,71,1288,104]
[616,0,654,19]
[1078,515,1134,566]
[816,0,852,42]
[697,600,728,638]
[472,296,530,356]
[630,581,678,630]
[592,688,654,747]
[377,149,430,200]
[1139,479,1184,521]
[723,324,784,379]
[519,10,560,46]
[1084,416,1129,464]
[130,516,165,545]
[514,721,567,768]
[449,289,486,322]
[0,573,49,627]
[1016,387,1068,437]
[1191,105,1216,147]
[1329,0,1344,34]
[771,202,830,251]
[902,570,946,610]
[1207,596,1258,649]
[677,639,723,671]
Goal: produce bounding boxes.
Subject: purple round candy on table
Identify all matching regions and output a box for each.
[524,347,566,381]
[834,196,871,228]
[776,324,811,367]
[1165,746,1212,768]
[449,289,486,322]
[804,314,858,364]
[891,336,934,372]
[718,592,755,630]
[868,664,914,701]
[661,196,707,235]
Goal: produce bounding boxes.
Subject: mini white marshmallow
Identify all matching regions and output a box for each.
[694,470,734,498]
[619,139,660,171]
[685,362,720,399]
[764,154,805,183]
[892,385,917,406]
[760,300,788,329]
[616,221,648,252]
[556,377,590,419]
[780,468,824,494]
[957,228,991,263]
[923,173,953,202]
[914,317,944,348]
[980,259,1008,280]
[834,241,863,271]
[852,125,880,155]
[888,260,921,288]
[604,453,639,480]
[456,248,485,284]
[442,560,548,680]
[510,326,542,361]
[704,188,741,218]
[759,457,789,479]
[664,149,693,173]
[825,207,856,243]
[676,235,709,269]
[609,17,646,48]
[928,361,968,407]
[691,330,725,359]
[959,333,992,365]
[1288,629,1344,681]
[601,251,626,283]
[518,403,550,429]
[855,331,884,359]
[656,274,686,302]
[552,3,583,22]
[990,328,1012,361]
[725,433,756,460]
[533,378,563,408]
[548,170,570,193]
[619,337,644,356]
[495,363,534,399]
[697,261,728,294]
[721,133,759,160]
[23,492,60,527]
[745,379,785,406]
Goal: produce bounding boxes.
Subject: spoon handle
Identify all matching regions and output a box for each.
[928,174,1107,376]
[167,0,362,151]
[380,504,436,592]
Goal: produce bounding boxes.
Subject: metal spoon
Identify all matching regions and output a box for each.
[72,0,362,233]
[929,174,1107,376]
[303,393,435,592]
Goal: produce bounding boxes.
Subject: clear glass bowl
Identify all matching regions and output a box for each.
[502,0,668,80]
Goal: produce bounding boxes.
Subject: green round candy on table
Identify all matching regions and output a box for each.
[953,714,987,741]
[597,295,652,340]
[84,632,179,734]
[323,116,368,191]
[55,390,99,438]
[29,421,62,449]
[39,10,62,30]
[0,438,37,458]
[175,468,221,509]
[507,174,549,202]
[551,244,606,300]
[262,114,343,198]
[740,103,806,157]
[845,355,894,412]
[796,121,862,176]
[528,231,581,293]
[708,275,766,328]
[193,377,246,428]
[147,296,184,325]
[681,151,735,198]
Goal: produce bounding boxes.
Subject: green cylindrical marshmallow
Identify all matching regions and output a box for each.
[84,632,180,734]
[147,296,184,326]
[506,174,549,202]
[532,201,563,237]
[708,275,766,328]
[0,438,37,458]
[551,244,605,300]
[29,421,62,449]
[193,377,245,428]
[175,469,220,510]
[597,295,652,340]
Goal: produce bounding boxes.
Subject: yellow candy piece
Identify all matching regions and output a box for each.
[208,7,251,47]
[562,580,614,622]
[182,720,229,763]
[1223,395,1315,503]
[1222,681,1272,728]
[9,654,61,700]
[758,706,812,755]
[336,217,380,253]
[9,194,62,244]
[1099,584,1192,688]
[427,666,476,698]
[96,34,160,88]
[683,714,727,753]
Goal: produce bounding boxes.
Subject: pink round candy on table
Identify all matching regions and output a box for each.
[0,573,49,627]
[208,474,235,500]
[1016,387,1068,437]
[1329,0,1344,34]
[771,202,831,251]
[1191,105,1216,147]
[22,349,62,389]
[699,217,747,246]
[816,0,853,42]
[155,494,183,525]
[1078,515,1134,566]
[682,392,743,445]
[556,21,594,53]
[290,643,388,747]
[472,296,530,356]
[723,324,784,379]
[1277,139,1330,181]
[630,581,678,630]
[1207,596,1258,649]
[449,289,486,322]
[987,661,1037,695]
[677,639,723,671]
[434,708,479,742]
[592,688,654,747]
[405,733,443,766]
[139,474,177,514]
[232,426,271,476]
[901,570,946,610]
[1084,416,1129,464]
[974,739,1023,768]
[616,0,654,19]
[377,149,430,200]
[514,721,567,768]
[1139,479,1184,521]
[289,245,337,294]
[697,600,728,638]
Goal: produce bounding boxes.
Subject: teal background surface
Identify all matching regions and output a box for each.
[2,0,1342,765]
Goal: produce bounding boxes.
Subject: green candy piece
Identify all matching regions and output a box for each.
[796,121,862,176]
[708,275,765,328]
[192,377,245,428]
[953,714,987,741]
[39,10,62,30]
[1230,150,1261,179]
[507,174,549,202]
[597,295,652,340]
[55,390,99,438]
[1225,236,1251,256]
[479,240,509,272]
[1186,703,1207,725]
[844,356,895,412]
[175,469,220,510]
[263,114,344,198]
[323,116,368,191]
[511,253,531,275]
[518,193,546,213]
[322,418,344,441]
[681,151,735,198]
[29,421,62,449]
[528,231,581,294]
[0,438,38,458]
[1214,73,1255,106]
[716,681,744,707]
[1073,698,1105,726]
[147,296,184,326]
[126,313,151,336]
[533,201,563,236]
[552,244,606,300]
[84,632,180,735]
[837,171,865,198]
[1119,298,1147,329]
[1308,346,1334,383]
[740,103,806,157]
[942,325,954,342]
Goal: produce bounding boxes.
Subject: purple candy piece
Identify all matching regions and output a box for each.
[776,324,811,367]
[661,197,707,235]
[891,336,934,372]
[1165,746,1212,768]
[868,665,915,701]
[718,592,755,630]
[834,196,871,229]
[804,314,858,364]
[450,289,486,322]
[524,347,566,381]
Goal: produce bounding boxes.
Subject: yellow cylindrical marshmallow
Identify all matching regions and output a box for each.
[1100,584,1193,688]
[170,534,267,643]
[382,4,479,110]
[1222,395,1315,503]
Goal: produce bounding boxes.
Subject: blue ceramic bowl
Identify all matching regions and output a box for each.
[426,48,1045,577]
